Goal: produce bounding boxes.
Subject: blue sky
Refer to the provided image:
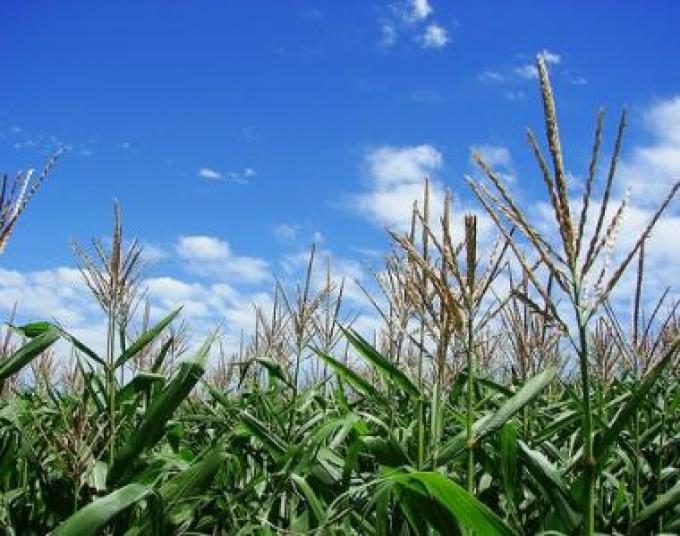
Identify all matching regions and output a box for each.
[1,1,680,348]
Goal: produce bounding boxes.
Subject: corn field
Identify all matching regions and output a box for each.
[1,57,679,535]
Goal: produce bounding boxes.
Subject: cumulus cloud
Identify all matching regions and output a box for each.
[349,144,495,247]
[176,236,270,284]
[0,267,98,326]
[618,96,680,203]
[366,144,442,187]
[351,145,442,231]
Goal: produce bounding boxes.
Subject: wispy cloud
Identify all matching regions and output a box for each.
[198,166,255,184]
[478,71,507,84]
[478,50,569,100]
[272,223,300,242]
[198,167,221,180]
[227,167,256,184]
[513,64,539,80]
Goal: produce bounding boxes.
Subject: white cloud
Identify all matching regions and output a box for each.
[0,262,275,362]
[421,24,450,49]
[198,167,254,184]
[140,242,168,264]
[198,167,221,180]
[380,0,449,49]
[366,144,442,187]
[176,235,270,284]
[618,96,680,203]
[514,64,539,80]
[409,0,432,21]
[349,144,451,233]
[0,267,98,326]
[480,49,562,89]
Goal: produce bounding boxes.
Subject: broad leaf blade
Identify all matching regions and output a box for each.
[54,483,151,536]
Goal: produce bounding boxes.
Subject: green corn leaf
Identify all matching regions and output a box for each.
[53,483,151,536]
[151,336,176,373]
[633,480,680,532]
[117,371,166,402]
[499,421,518,509]
[255,356,293,387]
[518,440,581,531]
[108,331,214,484]
[340,326,420,397]
[237,411,287,457]
[10,321,53,338]
[593,335,680,466]
[313,348,388,406]
[388,471,517,536]
[159,449,227,505]
[125,449,227,533]
[115,307,182,368]
[435,367,555,465]
[0,327,60,380]
[291,473,325,526]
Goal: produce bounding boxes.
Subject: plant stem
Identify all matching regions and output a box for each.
[106,307,117,465]
[576,307,595,535]
[466,312,475,495]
